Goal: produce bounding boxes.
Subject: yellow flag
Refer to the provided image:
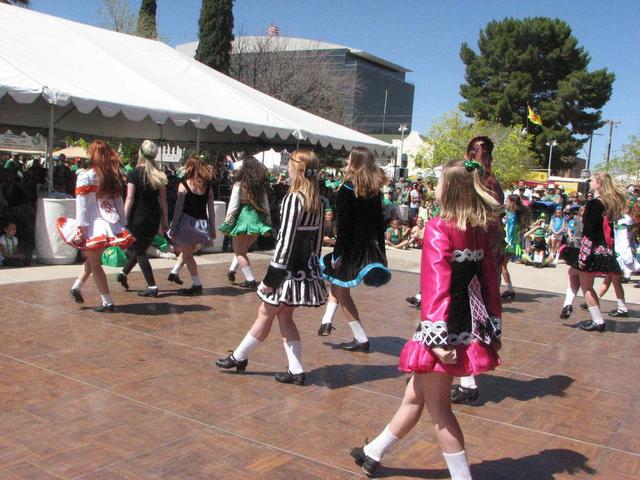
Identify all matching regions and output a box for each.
[528,105,543,126]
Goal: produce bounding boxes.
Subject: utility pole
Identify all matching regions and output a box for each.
[586,132,603,169]
[381,90,388,135]
[605,120,621,164]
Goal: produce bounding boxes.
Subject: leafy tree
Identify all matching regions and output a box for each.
[597,134,640,182]
[136,0,157,39]
[195,0,234,74]
[97,0,137,34]
[415,111,535,187]
[459,17,614,171]
[0,0,30,5]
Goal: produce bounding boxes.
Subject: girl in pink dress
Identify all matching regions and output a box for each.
[351,159,502,479]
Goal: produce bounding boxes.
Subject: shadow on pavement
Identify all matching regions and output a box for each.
[473,374,574,406]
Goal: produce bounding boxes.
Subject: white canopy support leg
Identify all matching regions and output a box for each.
[47,104,55,193]
[261,149,265,165]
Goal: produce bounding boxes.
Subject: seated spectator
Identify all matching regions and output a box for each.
[322,209,337,246]
[385,219,407,248]
[395,216,425,249]
[0,220,26,267]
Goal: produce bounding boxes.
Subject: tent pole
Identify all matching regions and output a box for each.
[47,104,55,193]
[195,128,201,155]
[261,150,265,165]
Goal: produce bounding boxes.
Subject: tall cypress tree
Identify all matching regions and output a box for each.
[195,0,234,74]
[136,0,157,39]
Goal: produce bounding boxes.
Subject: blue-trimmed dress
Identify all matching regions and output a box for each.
[321,182,391,288]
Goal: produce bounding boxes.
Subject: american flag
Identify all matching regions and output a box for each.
[267,23,280,37]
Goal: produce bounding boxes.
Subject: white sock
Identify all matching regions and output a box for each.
[415,292,421,301]
[191,275,202,287]
[171,263,181,275]
[443,450,472,480]
[563,287,578,307]
[148,285,158,290]
[348,321,368,343]
[460,375,477,389]
[363,425,399,461]
[506,282,513,292]
[233,333,261,361]
[283,340,304,374]
[322,301,339,325]
[72,279,83,290]
[588,306,605,325]
[617,299,627,312]
[229,255,239,272]
[241,266,255,282]
[100,294,113,306]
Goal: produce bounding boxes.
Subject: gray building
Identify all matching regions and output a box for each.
[177,37,414,135]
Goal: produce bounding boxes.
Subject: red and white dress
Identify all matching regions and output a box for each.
[57,169,134,251]
[398,217,502,377]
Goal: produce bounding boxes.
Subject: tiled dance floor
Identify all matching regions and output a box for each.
[0,260,639,479]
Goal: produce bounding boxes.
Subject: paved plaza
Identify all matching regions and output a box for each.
[0,253,639,479]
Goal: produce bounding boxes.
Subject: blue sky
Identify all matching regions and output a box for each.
[29,0,640,166]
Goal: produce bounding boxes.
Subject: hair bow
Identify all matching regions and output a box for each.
[305,168,318,178]
[464,160,482,172]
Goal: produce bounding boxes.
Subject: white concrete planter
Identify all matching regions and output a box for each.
[35,197,77,264]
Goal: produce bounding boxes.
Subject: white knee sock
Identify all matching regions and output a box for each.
[363,425,399,461]
[506,282,513,292]
[100,294,113,306]
[241,266,255,282]
[588,306,604,325]
[283,340,304,374]
[171,263,181,275]
[617,299,627,312]
[443,450,472,480]
[563,287,578,307]
[415,292,421,301]
[72,279,83,290]
[233,333,261,361]
[460,375,477,389]
[229,255,239,272]
[348,321,368,343]
[322,301,339,325]
[191,275,202,287]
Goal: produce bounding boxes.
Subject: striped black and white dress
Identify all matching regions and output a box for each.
[258,192,327,307]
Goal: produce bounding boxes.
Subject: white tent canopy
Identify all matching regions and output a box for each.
[0,4,391,154]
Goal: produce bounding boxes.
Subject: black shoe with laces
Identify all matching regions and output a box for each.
[580,303,588,310]
[609,309,629,318]
[238,280,258,289]
[274,370,306,385]
[227,271,236,282]
[69,288,84,304]
[501,290,516,300]
[116,273,129,290]
[406,296,421,307]
[167,272,183,285]
[317,323,335,336]
[178,285,203,296]
[93,304,115,313]
[138,287,159,297]
[451,384,479,404]
[338,339,370,353]
[350,445,380,477]
[215,354,248,372]
[559,305,573,319]
[578,319,606,332]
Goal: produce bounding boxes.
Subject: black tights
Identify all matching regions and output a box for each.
[122,236,156,287]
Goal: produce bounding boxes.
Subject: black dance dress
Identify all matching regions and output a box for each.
[321,183,391,288]
[560,198,621,274]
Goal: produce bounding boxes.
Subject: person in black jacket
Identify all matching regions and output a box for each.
[317,147,391,352]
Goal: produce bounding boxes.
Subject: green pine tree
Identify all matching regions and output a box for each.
[195,0,234,74]
[459,17,614,171]
[136,0,157,39]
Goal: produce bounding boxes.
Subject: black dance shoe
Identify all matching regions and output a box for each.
[350,445,380,477]
[215,354,248,372]
[609,309,629,318]
[451,384,479,404]
[634,281,640,289]
[93,304,115,313]
[178,285,203,296]
[578,320,606,332]
[338,339,370,353]
[227,270,236,282]
[580,303,588,310]
[138,288,159,297]
[167,272,183,285]
[559,305,573,319]
[238,280,258,289]
[274,370,306,385]
[405,296,421,308]
[69,288,84,304]
[116,273,129,290]
[501,290,516,300]
[317,323,335,336]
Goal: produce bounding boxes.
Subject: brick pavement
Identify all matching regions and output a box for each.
[0,259,638,479]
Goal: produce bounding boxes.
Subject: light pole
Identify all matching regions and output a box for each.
[546,139,557,178]
[395,124,408,187]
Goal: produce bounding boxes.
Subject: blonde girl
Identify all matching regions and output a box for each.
[216,149,327,385]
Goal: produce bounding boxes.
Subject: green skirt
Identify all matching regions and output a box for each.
[219,204,272,237]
